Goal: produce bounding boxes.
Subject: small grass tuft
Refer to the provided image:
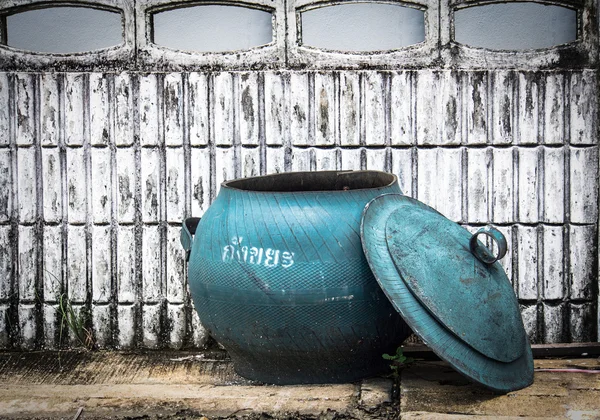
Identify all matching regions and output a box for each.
[43,271,95,351]
[58,293,95,350]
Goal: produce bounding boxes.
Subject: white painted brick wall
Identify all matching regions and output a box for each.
[0,68,597,349]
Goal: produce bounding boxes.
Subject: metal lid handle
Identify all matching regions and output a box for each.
[469,226,507,265]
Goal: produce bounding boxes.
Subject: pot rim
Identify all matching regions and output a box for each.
[221,170,399,193]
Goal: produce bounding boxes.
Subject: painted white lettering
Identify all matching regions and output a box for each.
[221,239,294,268]
[281,251,295,268]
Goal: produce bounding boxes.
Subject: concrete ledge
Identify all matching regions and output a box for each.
[401,359,600,419]
[401,413,557,420]
[0,351,374,419]
[359,377,393,408]
[1,351,598,419]
[0,383,359,418]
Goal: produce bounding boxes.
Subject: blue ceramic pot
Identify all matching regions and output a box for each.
[183,171,411,384]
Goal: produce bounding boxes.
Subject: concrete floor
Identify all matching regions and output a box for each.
[0,350,598,419]
[400,358,600,419]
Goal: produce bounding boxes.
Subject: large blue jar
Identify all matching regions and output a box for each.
[183,171,411,384]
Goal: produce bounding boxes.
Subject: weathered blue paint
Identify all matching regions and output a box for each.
[183,171,412,384]
[385,204,525,362]
[361,194,533,392]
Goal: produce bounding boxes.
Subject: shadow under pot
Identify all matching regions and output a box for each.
[181,170,412,384]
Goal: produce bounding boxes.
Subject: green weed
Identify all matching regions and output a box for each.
[382,346,415,378]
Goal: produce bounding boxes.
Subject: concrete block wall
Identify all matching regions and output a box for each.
[0,0,598,349]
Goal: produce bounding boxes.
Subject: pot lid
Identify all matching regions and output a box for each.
[361,194,533,392]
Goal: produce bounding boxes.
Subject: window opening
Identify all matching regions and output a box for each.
[300,2,425,52]
[152,5,273,52]
[454,2,577,50]
[3,6,123,53]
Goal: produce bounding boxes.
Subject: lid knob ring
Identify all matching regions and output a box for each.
[469,226,507,265]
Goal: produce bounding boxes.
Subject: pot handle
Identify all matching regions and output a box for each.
[469,226,507,265]
[181,217,201,262]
